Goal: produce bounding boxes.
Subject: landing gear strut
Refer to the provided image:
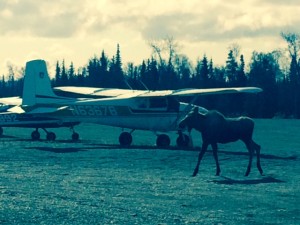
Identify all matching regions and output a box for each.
[46,131,56,141]
[71,127,79,141]
[156,134,171,148]
[31,129,41,141]
[119,131,133,147]
[43,128,56,141]
[31,128,56,141]
[29,127,80,141]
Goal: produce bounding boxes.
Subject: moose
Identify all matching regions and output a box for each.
[179,107,263,177]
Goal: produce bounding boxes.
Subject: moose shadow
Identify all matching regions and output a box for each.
[212,176,285,185]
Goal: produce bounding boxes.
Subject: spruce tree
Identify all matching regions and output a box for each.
[55,61,61,86]
[60,60,68,85]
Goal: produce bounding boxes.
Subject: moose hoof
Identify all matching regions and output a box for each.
[192,171,198,177]
[259,170,264,176]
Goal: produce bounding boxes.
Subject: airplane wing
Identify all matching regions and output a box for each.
[170,87,263,96]
[54,86,146,98]
[137,87,262,97]
[54,86,262,98]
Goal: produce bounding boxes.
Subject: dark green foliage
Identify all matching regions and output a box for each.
[247,52,279,118]
[2,36,300,118]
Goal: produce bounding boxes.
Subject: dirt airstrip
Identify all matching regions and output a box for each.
[0,119,299,224]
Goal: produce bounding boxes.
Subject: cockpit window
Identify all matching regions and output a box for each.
[149,98,167,108]
[136,98,148,108]
[134,97,176,112]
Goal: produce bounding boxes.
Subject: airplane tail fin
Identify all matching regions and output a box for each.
[22,59,69,106]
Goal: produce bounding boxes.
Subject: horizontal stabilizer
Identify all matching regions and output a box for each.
[8,106,25,114]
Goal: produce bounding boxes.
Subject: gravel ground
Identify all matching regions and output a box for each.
[0,120,299,224]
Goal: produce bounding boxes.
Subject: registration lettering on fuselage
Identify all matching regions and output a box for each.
[0,114,17,123]
[70,105,118,116]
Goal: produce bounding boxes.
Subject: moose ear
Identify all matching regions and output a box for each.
[199,111,207,117]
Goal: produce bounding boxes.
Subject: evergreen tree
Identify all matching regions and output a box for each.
[194,55,210,88]
[210,66,226,87]
[7,65,15,96]
[208,59,214,81]
[288,55,300,117]
[200,55,209,87]
[124,62,136,88]
[77,67,87,86]
[140,60,147,84]
[225,50,238,85]
[0,76,6,97]
[174,55,192,88]
[55,61,61,86]
[99,50,109,87]
[281,32,300,117]
[108,44,125,88]
[148,58,159,90]
[248,52,278,118]
[87,56,100,87]
[68,62,75,85]
[236,55,247,86]
[60,60,68,85]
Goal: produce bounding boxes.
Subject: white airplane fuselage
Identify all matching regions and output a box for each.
[31,96,195,133]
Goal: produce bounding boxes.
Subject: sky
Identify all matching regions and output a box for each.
[0,0,299,78]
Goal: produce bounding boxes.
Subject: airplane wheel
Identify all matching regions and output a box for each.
[31,130,40,141]
[0,127,3,136]
[72,132,79,141]
[119,132,132,147]
[176,134,190,147]
[47,132,56,141]
[156,134,170,148]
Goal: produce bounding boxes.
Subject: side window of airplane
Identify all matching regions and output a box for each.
[136,98,149,108]
[149,98,167,108]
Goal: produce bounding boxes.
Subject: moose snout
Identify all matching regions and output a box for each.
[178,121,186,130]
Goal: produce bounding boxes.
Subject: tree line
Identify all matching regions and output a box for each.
[1,33,300,118]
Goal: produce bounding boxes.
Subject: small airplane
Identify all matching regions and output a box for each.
[0,63,81,140]
[0,59,262,147]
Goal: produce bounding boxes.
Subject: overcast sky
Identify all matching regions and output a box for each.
[0,0,299,77]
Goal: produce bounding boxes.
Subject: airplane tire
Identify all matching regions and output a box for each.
[119,132,132,147]
[176,134,190,147]
[47,132,56,141]
[72,132,79,141]
[31,130,40,141]
[0,127,3,136]
[156,134,170,148]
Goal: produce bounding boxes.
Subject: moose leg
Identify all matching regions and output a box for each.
[253,141,263,175]
[212,143,221,176]
[245,141,254,176]
[193,142,208,177]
